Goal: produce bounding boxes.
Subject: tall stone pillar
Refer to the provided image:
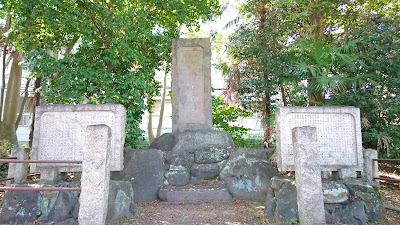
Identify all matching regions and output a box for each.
[171,38,212,132]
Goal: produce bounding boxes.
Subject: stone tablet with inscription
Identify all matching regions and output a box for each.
[171,38,212,132]
[31,104,126,172]
[276,107,363,172]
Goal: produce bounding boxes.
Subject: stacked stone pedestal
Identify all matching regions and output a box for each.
[140,130,278,203]
[266,176,384,224]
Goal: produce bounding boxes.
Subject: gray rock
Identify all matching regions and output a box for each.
[340,200,369,224]
[166,151,194,169]
[58,218,79,225]
[194,145,231,164]
[322,182,349,203]
[150,133,177,151]
[165,170,190,186]
[159,186,232,203]
[111,149,163,202]
[274,178,299,223]
[267,177,384,224]
[38,190,79,222]
[106,180,135,223]
[0,188,40,224]
[220,148,278,200]
[265,186,276,218]
[191,164,219,180]
[345,180,384,222]
[172,130,235,154]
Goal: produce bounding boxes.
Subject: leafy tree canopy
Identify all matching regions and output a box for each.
[2,0,220,148]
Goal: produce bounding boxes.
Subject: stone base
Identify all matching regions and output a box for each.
[0,180,137,224]
[159,186,233,203]
[266,176,385,224]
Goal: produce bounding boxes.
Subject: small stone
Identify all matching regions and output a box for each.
[165,170,190,186]
[191,164,219,180]
[194,145,231,164]
[322,182,349,203]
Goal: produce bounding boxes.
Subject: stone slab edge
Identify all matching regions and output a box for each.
[159,186,232,203]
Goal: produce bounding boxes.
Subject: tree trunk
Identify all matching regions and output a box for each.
[156,67,169,138]
[148,112,155,144]
[29,78,41,148]
[262,92,273,148]
[0,51,23,145]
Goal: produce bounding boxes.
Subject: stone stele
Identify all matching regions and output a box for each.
[171,38,212,132]
[276,107,363,172]
[292,126,326,224]
[31,104,126,173]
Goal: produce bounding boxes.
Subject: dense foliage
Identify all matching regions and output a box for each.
[212,96,252,147]
[2,0,220,148]
[221,0,400,155]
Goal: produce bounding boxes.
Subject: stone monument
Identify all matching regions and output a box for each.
[267,106,384,224]
[171,38,212,132]
[31,104,126,181]
[276,106,363,175]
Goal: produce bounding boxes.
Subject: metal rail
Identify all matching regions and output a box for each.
[373,159,400,162]
[0,159,82,164]
[0,187,81,192]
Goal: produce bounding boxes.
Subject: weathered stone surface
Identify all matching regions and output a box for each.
[276,107,363,172]
[150,133,177,151]
[58,218,79,225]
[111,148,163,203]
[79,124,111,225]
[194,145,231,164]
[220,148,278,200]
[0,188,40,224]
[8,147,29,185]
[38,190,79,223]
[165,170,190,186]
[191,164,219,180]
[0,181,133,224]
[166,151,194,169]
[159,186,232,203]
[325,200,369,224]
[171,38,212,132]
[292,126,325,224]
[31,104,126,173]
[172,130,234,153]
[363,149,378,182]
[322,182,349,203]
[106,180,136,223]
[165,130,234,168]
[273,178,299,223]
[345,180,384,222]
[266,177,384,224]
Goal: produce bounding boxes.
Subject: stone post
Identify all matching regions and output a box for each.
[292,126,325,225]
[363,149,379,183]
[78,124,111,225]
[7,147,29,185]
[171,38,212,132]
